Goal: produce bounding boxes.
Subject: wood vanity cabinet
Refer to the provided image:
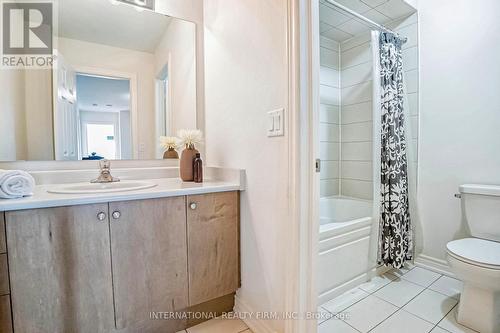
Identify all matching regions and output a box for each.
[6,204,116,333]
[3,191,240,333]
[109,197,188,332]
[187,192,240,306]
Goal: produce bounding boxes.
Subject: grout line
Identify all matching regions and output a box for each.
[341,79,372,89]
[399,270,442,288]
[320,101,340,107]
[341,120,372,125]
[341,140,373,143]
[338,42,343,196]
[342,100,373,107]
[341,59,372,71]
[320,82,340,89]
[341,179,372,183]
[342,100,372,107]
[366,307,400,332]
[341,41,371,53]
[430,304,457,333]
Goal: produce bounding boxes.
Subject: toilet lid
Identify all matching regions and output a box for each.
[447,238,500,269]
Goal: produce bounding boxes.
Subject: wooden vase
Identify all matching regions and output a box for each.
[180,145,199,181]
[163,148,179,159]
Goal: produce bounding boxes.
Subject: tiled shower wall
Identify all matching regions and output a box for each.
[320,13,419,200]
[319,36,341,197]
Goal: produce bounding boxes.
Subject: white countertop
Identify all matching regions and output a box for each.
[0,178,242,212]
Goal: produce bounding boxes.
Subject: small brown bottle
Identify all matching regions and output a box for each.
[193,153,203,183]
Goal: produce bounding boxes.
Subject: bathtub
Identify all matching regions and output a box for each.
[318,196,378,304]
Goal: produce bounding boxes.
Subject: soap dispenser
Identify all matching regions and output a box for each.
[193,153,203,183]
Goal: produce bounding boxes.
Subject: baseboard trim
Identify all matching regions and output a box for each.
[318,265,386,305]
[234,292,277,333]
[415,254,456,277]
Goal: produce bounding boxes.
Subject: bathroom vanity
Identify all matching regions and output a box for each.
[0,170,243,333]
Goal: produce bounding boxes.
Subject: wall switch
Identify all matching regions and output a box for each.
[267,108,285,137]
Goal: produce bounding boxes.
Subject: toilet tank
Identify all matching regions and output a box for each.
[460,184,500,242]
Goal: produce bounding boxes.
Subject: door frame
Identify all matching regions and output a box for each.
[154,54,173,158]
[80,118,121,160]
[285,0,320,332]
[72,66,139,159]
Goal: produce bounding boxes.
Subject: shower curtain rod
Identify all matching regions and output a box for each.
[322,0,408,43]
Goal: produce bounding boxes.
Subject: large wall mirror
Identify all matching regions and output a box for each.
[0,0,197,161]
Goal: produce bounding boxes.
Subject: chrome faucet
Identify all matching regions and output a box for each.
[91,159,120,183]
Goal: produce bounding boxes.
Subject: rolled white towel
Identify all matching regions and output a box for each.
[0,170,35,199]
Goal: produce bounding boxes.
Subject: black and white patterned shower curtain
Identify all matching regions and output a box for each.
[377,32,413,269]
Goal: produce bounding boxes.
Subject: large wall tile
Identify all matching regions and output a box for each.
[342,122,373,142]
[397,23,418,50]
[342,161,373,181]
[341,62,373,88]
[342,101,373,124]
[341,81,372,105]
[342,142,373,161]
[402,46,418,71]
[320,36,340,51]
[341,179,373,200]
[320,66,340,88]
[321,179,340,197]
[405,69,418,94]
[407,92,418,116]
[320,123,340,142]
[341,42,372,69]
[320,47,339,69]
[320,142,340,161]
[321,161,340,180]
[320,85,340,106]
[320,104,340,124]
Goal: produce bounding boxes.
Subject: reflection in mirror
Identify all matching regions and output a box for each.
[0,0,197,161]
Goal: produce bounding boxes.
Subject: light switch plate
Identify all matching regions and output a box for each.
[267,108,285,137]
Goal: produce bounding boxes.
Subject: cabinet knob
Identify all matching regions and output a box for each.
[189,202,197,210]
[97,212,107,221]
[112,211,121,220]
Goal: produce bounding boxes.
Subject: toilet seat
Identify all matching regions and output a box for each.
[447,238,500,270]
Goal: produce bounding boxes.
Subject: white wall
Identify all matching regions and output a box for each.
[0,70,27,161]
[156,0,205,133]
[203,0,289,332]
[155,19,197,133]
[418,0,500,262]
[24,70,54,160]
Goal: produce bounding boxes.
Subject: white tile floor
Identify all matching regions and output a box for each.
[318,266,477,333]
[176,315,252,333]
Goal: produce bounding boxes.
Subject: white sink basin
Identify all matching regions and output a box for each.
[48,181,157,194]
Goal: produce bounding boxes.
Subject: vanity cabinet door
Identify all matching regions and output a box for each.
[6,204,115,333]
[187,191,240,306]
[109,197,188,332]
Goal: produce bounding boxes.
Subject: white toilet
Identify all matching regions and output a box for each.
[446,184,500,333]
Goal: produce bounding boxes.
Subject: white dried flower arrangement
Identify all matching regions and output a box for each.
[159,136,179,150]
[178,129,203,149]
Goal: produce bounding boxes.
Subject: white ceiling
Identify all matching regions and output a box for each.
[320,0,416,42]
[58,0,172,53]
[76,74,130,113]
